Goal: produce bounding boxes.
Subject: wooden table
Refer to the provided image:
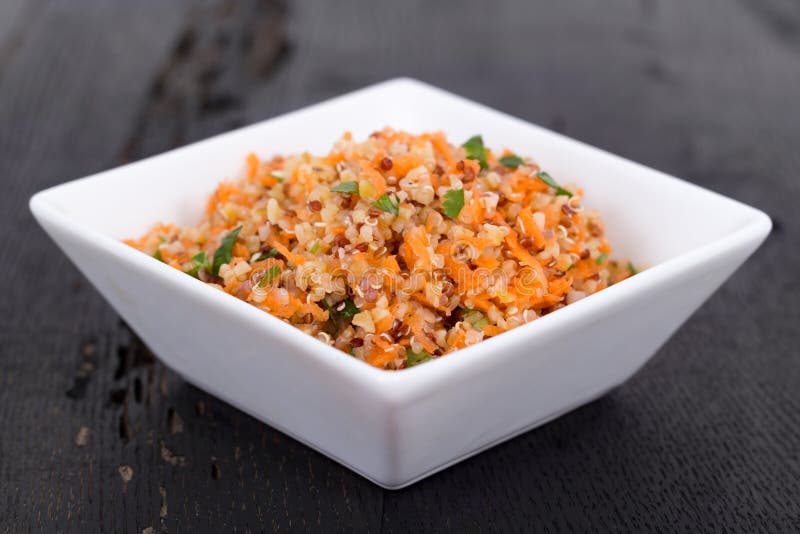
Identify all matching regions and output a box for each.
[2,1,798,531]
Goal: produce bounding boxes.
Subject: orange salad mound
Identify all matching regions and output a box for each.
[126,129,636,370]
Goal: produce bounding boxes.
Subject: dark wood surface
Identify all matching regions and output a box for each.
[2,1,798,532]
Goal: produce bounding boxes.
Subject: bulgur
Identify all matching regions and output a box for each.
[126,129,635,369]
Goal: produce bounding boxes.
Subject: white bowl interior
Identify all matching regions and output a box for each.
[41,78,759,276]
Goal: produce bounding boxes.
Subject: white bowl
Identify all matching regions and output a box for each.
[30,78,770,489]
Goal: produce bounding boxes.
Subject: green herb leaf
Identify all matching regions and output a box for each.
[331,181,359,194]
[372,194,399,216]
[336,299,360,319]
[309,241,321,254]
[406,348,432,367]
[211,226,242,276]
[462,309,489,330]
[255,249,280,262]
[325,298,360,325]
[442,189,465,219]
[153,248,164,262]
[268,173,284,183]
[257,265,281,288]
[186,251,208,277]
[596,252,608,265]
[461,135,488,170]
[627,261,638,276]
[536,172,573,197]
[499,154,524,168]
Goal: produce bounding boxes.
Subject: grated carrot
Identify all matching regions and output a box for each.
[126,129,633,369]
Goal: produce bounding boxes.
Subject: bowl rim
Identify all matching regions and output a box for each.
[29,77,772,399]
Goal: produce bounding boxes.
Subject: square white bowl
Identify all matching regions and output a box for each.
[30,78,770,489]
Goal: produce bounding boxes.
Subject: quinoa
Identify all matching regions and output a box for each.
[125,129,636,370]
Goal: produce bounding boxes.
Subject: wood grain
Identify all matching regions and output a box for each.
[1,0,798,532]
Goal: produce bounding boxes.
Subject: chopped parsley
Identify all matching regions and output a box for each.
[335,298,360,319]
[186,251,209,277]
[628,261,638,276]
[461,135,488,170]
[330,181,359,194]
[153,236,167,261]
[442,189,465,219]
[211,225,242,276]
[257,265,281,288]
[536,172,573,197]
[309,241,321,254]
[405,348,432,367]
[372,194,399,216]
[268,173,284,183]
[499,154,524,168]
[596,252,608,265]
[461,309,489,329]
[255,249,280,262]
[324,298,360,326]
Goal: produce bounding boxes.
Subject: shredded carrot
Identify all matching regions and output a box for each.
[517,207,546,248]
[482,325,506,337]
[504,228,548,293]
[246,153,259,179]
[358,159,387,197]
[366,341,399,368]
[391,153,425,178]
[267,237,306,265]
[402,226,431,270]
[473,252,500,270]
[126,129,633,370]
